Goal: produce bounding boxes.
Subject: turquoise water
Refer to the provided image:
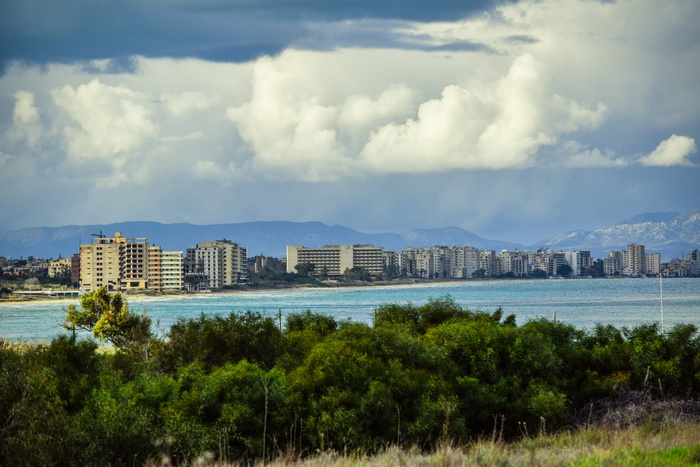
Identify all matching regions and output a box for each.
[1,277,699,342]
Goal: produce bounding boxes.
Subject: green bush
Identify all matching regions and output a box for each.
[2,294,700,464]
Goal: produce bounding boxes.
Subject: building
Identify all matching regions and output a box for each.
[479,249,499,276]
[604,250,624,275]
[48,258,72,278]
[450,246,481,278]
[286,244,383,279]
[161,250,184,290]
[70,253,80,285]
[79,232,183,292]
[498,250,529,277]
[185,239,247,289]
[625,243,646,275]
[147,247,184,291]
[645,253,660,275]
[80,232,149,292]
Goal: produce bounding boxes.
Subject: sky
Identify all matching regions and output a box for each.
[1,0,699,244]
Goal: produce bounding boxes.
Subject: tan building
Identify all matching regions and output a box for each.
[80,232,148,292]
[81,233,183,292]
[48,258,72,278]
[286,244,383,278]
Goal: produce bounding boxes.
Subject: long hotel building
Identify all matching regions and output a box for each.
[286,244,384,278]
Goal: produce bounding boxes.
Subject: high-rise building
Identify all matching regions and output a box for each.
[604,250,624,275]
[449,246,480,278]
[80,232,149,292]
[80,232,183,292]
[186,239,247,289]
[645,253,660,275]
[625,243,646,275]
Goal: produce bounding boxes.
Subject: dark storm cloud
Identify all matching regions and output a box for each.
[0,0,505,71]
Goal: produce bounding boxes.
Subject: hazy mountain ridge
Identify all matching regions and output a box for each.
[0,221,512,259]
[537,208,700,259]
[1,208,698,260]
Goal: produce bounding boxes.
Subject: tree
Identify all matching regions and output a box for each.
[472,268,487,278]
[556,264,573,277]
[62,287,152,356]
[294,262,315,277]
[184,274,207,290]
[343,266,372,282]
[531,268,548,279]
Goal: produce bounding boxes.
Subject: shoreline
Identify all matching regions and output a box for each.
[0,275,646,307]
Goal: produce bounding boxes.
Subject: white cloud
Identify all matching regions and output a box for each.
[0,0,698,236]
[51,79,159,162]
[226,56,344,181]
[226,54,421,181]
[638,135,697,167]
[0,150,15,168]
[8,91,42,148]
[159,131,204,143]
[564,147,629,168]
[360,53,606,173]
[161,91,219,116]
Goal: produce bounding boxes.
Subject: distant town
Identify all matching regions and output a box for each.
[1,231,699,298]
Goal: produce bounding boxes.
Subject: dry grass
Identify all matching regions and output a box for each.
[197,396,700,467]
[159,418,700,467]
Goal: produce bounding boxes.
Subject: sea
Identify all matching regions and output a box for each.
[1,277,699,342]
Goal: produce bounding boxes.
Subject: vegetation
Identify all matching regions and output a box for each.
[2,288,700,465]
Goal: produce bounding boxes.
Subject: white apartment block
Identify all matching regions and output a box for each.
[186,239,247,289]
[564,251,584,276]
[624,243,646,275]
[450,246,480,278]
[286,244,384,278]
[604,251,624,275]
[645,253,660,275]
[148,246,184,291]
[498,250,528,277]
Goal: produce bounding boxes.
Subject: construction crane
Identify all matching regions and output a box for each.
[91,231,105,238]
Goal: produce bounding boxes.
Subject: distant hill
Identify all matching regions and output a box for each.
[534,208,700,260]
[1,208,698,260]
[0,221,518,259]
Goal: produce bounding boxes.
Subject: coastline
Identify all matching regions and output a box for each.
[0,275,641,307]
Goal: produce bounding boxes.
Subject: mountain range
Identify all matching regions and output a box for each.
[1,208,698,261]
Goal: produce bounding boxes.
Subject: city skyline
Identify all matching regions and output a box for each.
[1,0,699,244]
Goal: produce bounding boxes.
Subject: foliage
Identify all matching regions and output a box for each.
[3,294,700,465]
[343,266,372,282]
[153,311,283,372]
[557,264,574,277]
[294,263,315,277]
[62,287,152,356]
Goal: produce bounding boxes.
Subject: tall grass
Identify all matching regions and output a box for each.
[253,422,700,467]
[155,395,700,466]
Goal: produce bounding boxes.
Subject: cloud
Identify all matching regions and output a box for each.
[360,53,606,172]
[51,79,158,161]
[0,0,698,241]
[0,0,495,70]
[161,92,219,116]
[0,150,15,168]
[638,135,697,167]
[226,53,421,181]
[8,91,42,148]
[564,147,629,168]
